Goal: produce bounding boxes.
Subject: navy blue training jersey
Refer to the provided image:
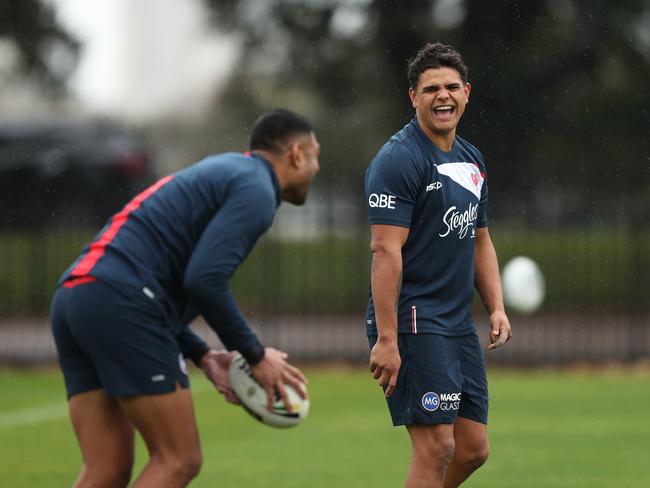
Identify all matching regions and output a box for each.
[365,119,488,336]
[59,152,280,362]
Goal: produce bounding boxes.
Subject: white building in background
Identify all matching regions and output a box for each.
[2,0,239,123]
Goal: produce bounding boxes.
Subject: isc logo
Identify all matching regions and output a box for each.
[368,193,396,209]
[421,392,440,412]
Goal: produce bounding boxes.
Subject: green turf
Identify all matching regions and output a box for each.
[1,367,649,487]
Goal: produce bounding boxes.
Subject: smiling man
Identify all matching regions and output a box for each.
[365,43,512,487]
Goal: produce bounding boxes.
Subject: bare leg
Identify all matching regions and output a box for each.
[405,424,456,488]
[69,389,135,488]
[118,384,202,488]
[444,417,489,487]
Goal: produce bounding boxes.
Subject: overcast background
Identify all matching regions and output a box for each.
[1,0,649,364]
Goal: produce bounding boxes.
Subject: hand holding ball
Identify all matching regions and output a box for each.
[228,352,309,428]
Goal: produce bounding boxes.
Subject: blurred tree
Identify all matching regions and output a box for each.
[459,0,650,226]
[0,0,78,93]
[204,0,650,226]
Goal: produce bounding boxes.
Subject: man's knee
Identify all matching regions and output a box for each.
[414,434,456,466]
[78,462,133,488]
[182,449,203,480]
[162,449,203,482]
[459,442,489,470]
[435,436,457,465]
[472,444,490,467]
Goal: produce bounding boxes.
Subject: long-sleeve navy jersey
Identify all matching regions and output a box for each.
[58,152,281,364]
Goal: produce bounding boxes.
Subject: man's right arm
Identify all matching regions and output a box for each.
[183,176,306,411]
[369,224,409,397]
[183,178,272,365]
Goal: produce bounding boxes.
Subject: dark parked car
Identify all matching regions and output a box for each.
[0,119,153,229]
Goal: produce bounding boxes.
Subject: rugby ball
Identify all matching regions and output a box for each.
[228,353,309,428]
[501,256,545,314]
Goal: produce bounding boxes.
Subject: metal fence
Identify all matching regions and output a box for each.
[1,179,648,364]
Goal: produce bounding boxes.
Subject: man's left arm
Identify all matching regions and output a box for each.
[176,327,211,366]
[183,179,272,366]
[175,328,239,404]
[474,227,512,350]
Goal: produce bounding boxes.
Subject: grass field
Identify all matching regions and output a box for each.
[1,366,649,487]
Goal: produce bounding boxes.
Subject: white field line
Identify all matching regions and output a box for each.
[0,402,68,429]
[0,377,213,430]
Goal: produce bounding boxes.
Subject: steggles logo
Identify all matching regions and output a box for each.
[439,202,478,239]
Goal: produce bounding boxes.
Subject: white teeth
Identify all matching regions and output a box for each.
[434,106,453,111]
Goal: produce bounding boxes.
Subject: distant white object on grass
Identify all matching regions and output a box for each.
[228,353,309,428]
[501,256,545,314]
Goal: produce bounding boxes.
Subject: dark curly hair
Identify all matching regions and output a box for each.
[407,43,469,89]
[249,109,313,153]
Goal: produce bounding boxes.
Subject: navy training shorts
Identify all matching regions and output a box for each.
[368,332,488,426]
[51,278,190,399]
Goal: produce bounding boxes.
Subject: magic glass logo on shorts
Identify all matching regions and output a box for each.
[421,392,440,411]
[440,392,461,410]
[422,391,461,412]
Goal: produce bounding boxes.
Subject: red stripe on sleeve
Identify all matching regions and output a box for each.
[63,276,97,288]
[70,175,175,277]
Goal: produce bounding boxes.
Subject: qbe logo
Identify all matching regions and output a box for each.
[421,392,440,412]
[368,193,396,209]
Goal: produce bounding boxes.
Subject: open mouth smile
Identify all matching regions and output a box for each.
[432,105,455,119]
